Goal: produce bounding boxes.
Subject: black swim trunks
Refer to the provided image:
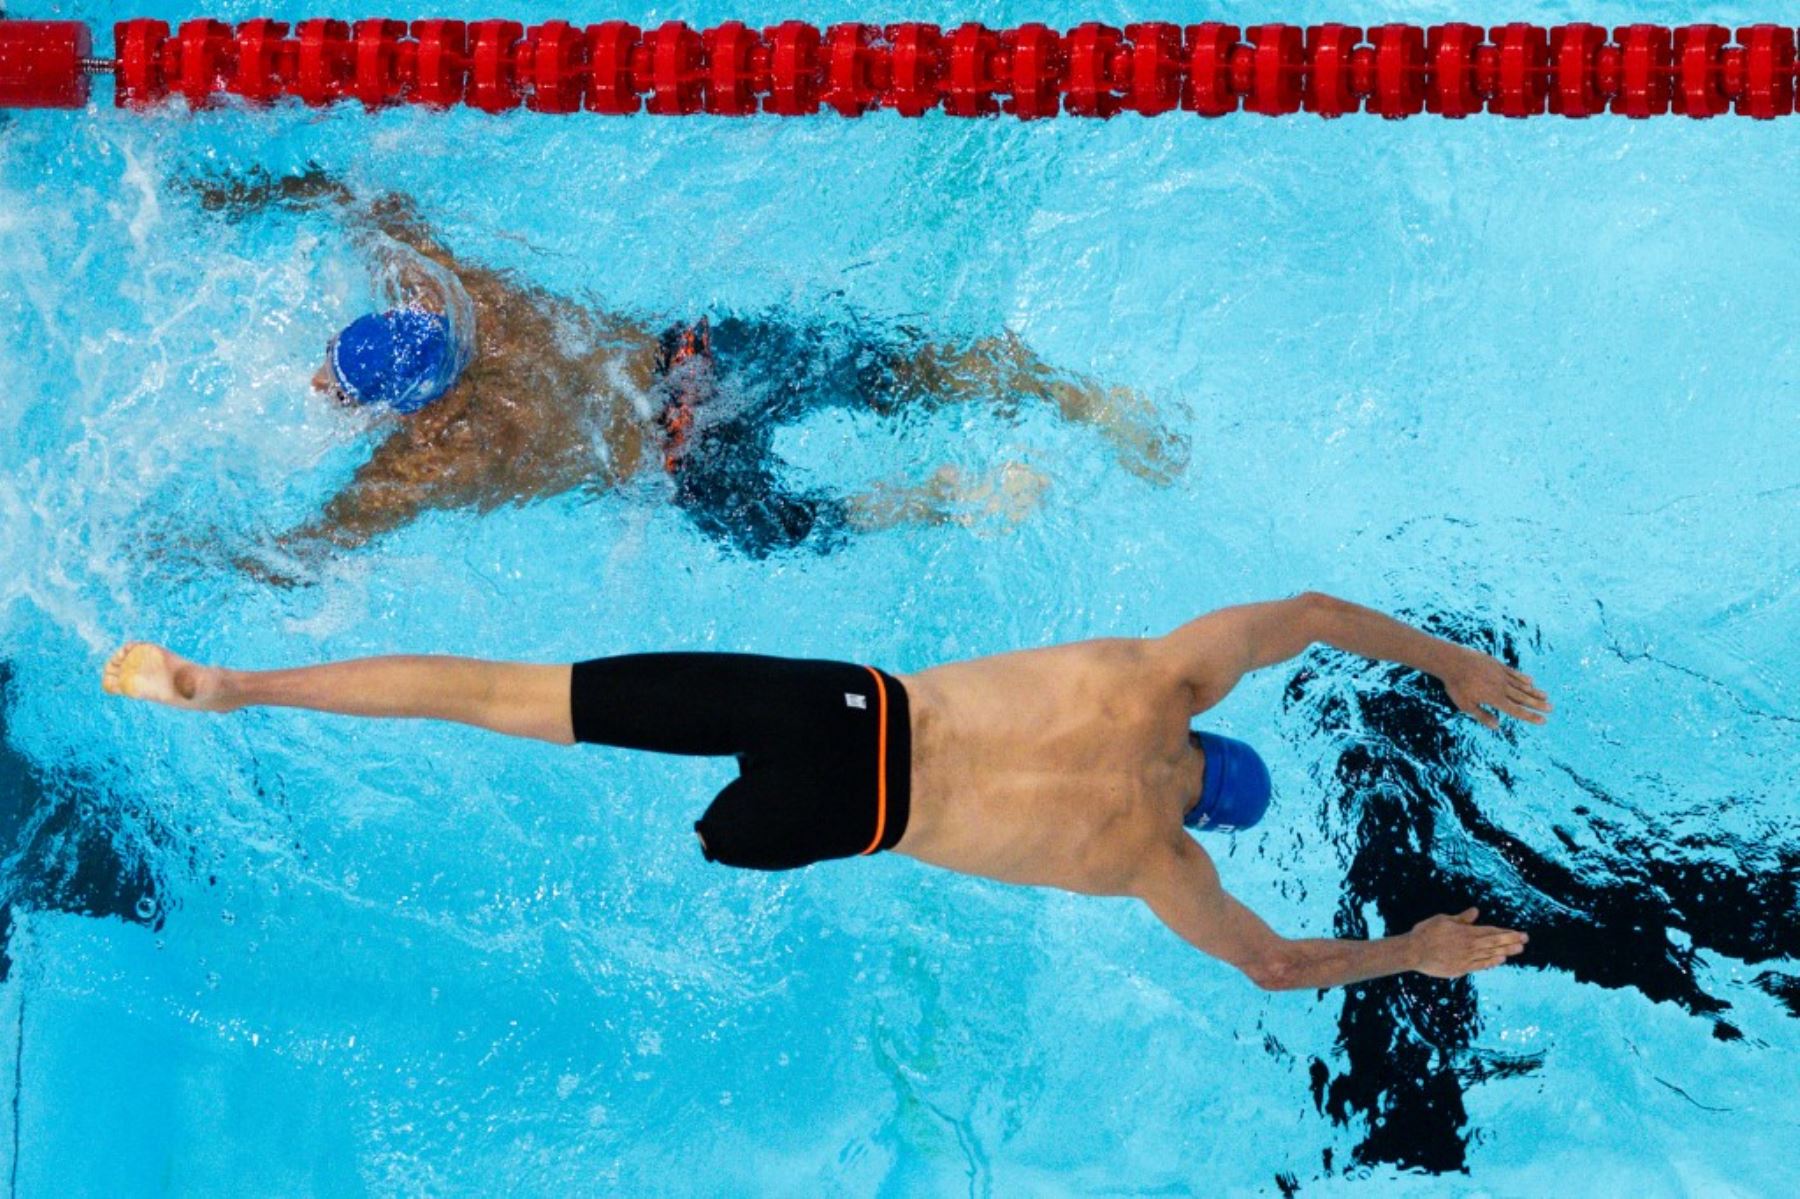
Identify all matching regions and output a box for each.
[569,653,912,871]
[654,316,914,558]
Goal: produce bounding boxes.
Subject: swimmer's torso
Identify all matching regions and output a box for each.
[343,271,662,522]
[898,638,1205,896]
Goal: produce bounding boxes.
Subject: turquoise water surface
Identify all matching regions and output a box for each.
[2,2,1799,1195]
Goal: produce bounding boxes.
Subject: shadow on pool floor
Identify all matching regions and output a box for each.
[0,660,162,983]
[1281,616,1800,1179]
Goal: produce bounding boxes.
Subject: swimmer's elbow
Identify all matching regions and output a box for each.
[1237,947,1302,992]
[1296,590,1353,634]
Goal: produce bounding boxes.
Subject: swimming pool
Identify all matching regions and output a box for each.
[3,0,1799,1193]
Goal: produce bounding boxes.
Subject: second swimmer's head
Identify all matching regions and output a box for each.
[314,309,461,414]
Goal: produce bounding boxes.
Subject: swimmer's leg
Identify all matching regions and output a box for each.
[102,643,576,744]
[889,333,1187,485]
[846,463,1049,532]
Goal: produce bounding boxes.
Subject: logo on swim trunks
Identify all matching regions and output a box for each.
[844,693,867,710]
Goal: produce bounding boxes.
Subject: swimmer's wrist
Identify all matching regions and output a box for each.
[1423,641,1474,685]
[1394,929,1425,974]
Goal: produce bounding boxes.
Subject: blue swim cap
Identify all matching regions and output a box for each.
[1184,731,1272,833]
[328,309,461,414]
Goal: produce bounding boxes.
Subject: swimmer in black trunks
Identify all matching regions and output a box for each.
[103,593,1545,987]
[194,168,1187,564]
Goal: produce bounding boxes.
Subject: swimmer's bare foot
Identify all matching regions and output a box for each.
[998,462,1050,518]
[102,643,236,713]
[846,462,1050,533]
[959,462,1050,528]
[1051,382,1189,486]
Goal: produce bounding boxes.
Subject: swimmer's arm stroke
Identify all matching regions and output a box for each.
[191,166,655,350]
[1155,592,1552,728]
[187,165,467,277]
[1133,837,1528,991]
[348,188,655,347]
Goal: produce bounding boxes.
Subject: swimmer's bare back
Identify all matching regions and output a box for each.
[196,170,662,556]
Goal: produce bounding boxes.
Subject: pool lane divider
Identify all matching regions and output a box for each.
[3,16,1799,118]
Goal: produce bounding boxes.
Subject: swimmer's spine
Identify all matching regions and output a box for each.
[2,17,1798,118]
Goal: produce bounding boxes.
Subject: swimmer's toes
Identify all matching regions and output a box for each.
[104,643,167,702]
[101,642,153,696]
[103,642,205,708]
[100,648,126,695]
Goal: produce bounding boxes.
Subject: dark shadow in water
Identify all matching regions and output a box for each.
[0,661,161,982]
[1280,615,1800,1177]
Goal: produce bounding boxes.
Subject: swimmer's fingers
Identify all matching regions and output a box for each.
[176,167,266,216]
[1464,679,1549,726]
[1409,910,1527,977]
[1506,682,1550,709]
[1472,931,1529,952]
[1444,653,1554,731]
[1497,692,1550,725]
[1461,935,1528,974]
[184,164,350,218]
[1507,671,1552,707]
[1507,667,1545,694]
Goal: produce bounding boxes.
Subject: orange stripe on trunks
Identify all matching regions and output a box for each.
[859,666,888,855]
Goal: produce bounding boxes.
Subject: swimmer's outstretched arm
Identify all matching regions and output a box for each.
[195,167,654,360]
[279,468,430,556]
[189,165,476,286]
[1156,592,1552,728]
[1134,836,1528,990]
[102,643,575,745]
[232,467,436,583]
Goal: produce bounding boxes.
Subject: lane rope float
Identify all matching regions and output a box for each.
[2,15,1796,119]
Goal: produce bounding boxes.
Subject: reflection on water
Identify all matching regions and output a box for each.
[1287,614,1800,1175]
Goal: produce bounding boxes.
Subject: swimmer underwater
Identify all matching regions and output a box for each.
[104,593,1548,989]
[195,167,1184,565]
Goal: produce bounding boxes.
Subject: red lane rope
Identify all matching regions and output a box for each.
[3,17,1798,118]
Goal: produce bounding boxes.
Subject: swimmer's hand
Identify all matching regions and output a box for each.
[1407,908,1528,978]
[1441,646,1551,730]
[184,164,353,220]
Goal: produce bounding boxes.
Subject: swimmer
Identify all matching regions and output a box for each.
[104,592,1546,989]
[194,167,1185,563]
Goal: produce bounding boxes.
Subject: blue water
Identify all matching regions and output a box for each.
[3,2,1799,1194]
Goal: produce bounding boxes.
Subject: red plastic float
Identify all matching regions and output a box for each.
[1005,24,1062,119]
[821,24,877,117]
[0,19,92,108]
[347,20,407,109]
[6,15,1800,120]
[1426,24,1482,118]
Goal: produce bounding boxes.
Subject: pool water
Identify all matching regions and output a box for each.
[3,1,1799,1194]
